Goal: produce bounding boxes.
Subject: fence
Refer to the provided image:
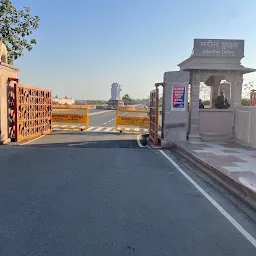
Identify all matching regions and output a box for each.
[14,83,52,142]
[52,105,89,130]
[116,106,149,133]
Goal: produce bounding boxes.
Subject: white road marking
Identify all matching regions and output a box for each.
[68,143,77,147]
[53,126,143,133]
[159,150,256,248]
[89,110,114,116]
[20,134,47,145]
[103,119,115,125]
[94,127,104,131]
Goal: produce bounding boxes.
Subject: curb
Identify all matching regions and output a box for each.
[174,143,256,211]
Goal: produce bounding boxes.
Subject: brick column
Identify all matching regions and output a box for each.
[188,73,201,140]
[0,63,19,144]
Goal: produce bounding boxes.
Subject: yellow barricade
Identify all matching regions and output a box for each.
[52,105,89,130]
[116,107,149,133]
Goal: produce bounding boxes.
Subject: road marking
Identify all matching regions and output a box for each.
[94,127,104,131]
[103,119,115,125]
[52,126,145,133]
[89,110,114,116]
[20,134,47,145]
[159,149,256,248]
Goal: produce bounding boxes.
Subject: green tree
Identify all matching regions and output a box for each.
[243,81,255,98]
[241,98,250,106]
[122,94,135,105]
[0,0,40,63]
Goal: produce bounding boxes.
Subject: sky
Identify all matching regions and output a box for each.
[12,0,256,100]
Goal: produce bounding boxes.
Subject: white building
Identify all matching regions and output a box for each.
[52,96,75,105]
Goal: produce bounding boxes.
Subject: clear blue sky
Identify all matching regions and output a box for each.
[13,0,256,100]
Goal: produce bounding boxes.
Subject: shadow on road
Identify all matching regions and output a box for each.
[19,130,148,149]
[23,139,144,149]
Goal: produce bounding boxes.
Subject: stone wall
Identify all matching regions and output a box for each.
[198,109,233,141]
[234,107,256,147]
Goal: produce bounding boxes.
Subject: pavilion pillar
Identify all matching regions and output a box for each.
[220,81,231,101]
[188,73,201,140]
[227,73,243,108]
[211,84,219,108]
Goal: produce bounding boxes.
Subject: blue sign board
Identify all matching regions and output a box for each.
[172,85,186,111]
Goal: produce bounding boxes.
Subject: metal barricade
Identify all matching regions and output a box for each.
[149,89,159,145]
[14,83,52,142]
[52,105,89,130]
[116,106,149,133]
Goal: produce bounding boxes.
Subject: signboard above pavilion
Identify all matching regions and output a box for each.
[193,39,244,58]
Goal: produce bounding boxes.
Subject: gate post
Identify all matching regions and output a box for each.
[0,62,19,144]
[161,71,190,148]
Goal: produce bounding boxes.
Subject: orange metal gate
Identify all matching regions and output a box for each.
[149,83,164,145]
[14,83,52,142]
[149,87,159,145]
[7,78,52,142]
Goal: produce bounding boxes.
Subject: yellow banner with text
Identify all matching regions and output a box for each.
[52,114,87,124]
[116,116,149,127]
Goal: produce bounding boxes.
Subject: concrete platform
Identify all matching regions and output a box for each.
[174,141,256,210]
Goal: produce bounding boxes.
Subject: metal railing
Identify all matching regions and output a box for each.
[14,83,52,142]
[52,105,89,131]
[116,106,149,133]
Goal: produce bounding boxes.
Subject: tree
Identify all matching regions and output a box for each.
[243,81,255,99]
[241,98,250,106]
[0,0,40,63]
[122,94,135,105]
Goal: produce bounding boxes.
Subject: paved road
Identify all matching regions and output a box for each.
[53,108,117,132]
[89,110,116,127]
[0,131,256,255]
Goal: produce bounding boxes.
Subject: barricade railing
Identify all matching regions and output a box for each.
[116,106,149,133]
[14,83,52,142]
[52,105,89,131]
[149,82,164,146]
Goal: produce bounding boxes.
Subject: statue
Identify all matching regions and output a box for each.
[111,83,122,100]
[0,41,8,63]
